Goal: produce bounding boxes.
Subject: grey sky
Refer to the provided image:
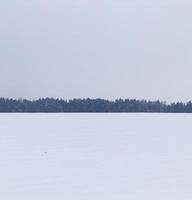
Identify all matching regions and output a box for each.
[1,0,192,102]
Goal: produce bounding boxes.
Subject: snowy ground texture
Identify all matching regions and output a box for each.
[0,114,192,200]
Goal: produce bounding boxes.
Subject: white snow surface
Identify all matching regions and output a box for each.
[0,114,192,200]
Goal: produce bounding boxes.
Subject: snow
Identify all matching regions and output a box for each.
[0,113,192,200]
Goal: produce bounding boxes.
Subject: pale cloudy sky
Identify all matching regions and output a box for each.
[0,0,192,102]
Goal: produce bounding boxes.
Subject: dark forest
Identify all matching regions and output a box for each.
[0,98,192,113]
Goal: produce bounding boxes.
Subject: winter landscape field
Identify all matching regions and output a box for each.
[1,114,192,200]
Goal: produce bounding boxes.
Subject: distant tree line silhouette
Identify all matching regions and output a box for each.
[0,98,192,112]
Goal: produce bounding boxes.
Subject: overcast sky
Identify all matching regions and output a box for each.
[1,0,192,102]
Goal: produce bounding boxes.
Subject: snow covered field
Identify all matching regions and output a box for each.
[0,114,192,200]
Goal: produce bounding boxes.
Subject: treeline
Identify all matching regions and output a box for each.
[0,98,192,112]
